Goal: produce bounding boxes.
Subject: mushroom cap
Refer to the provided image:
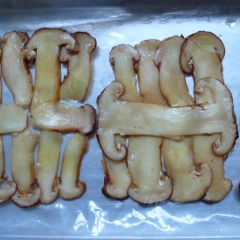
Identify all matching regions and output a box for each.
[180,31,225,74]
[11,186,41,208]
[0,181,17,203]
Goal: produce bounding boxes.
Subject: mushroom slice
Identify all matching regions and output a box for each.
[0,136,17,203]
[36,131,62,204]
[11,128,40,208]
[154,35,212,202]
[2,31,32,108]
[58,133,87,200]
[97,80,235,161]
[101,44,142,199]
[0,104,27,134]
[24,28,79,110]
[126,40,172,204]
[30,102,96,134]
[181,31,225,82]
[109,44,142,102]
[60,32,96,102]
[180,31,236,202]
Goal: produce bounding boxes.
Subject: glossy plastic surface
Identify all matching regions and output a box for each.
[0,1,240,239]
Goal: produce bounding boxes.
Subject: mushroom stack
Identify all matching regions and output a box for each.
[97,31,238,204]
[0,28,96,207]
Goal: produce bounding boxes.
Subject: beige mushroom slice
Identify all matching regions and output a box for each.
[0,104,27,133]
[30,102,96,134]
[180,31,236,202]
[0,136,17,203]
[58,133,87,200]
[60,32,96,102]
[24,28,79,110]
[0,57,17,203]
[154,35,212,202]
[97,79,235,161]
[126,40,172,204]
[36,131,62,204]
[101,44,142,199]
[11,128,40,208]
[194,78,235,202]
[2,31,32,108]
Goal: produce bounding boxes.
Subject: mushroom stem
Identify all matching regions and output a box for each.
[36,131,62,204]
[154,36,212,202]
[97,79,235,161]
[0,104,27,134]
[2,31,32,108]
[180,31,236,202]
[60,32,96,102]
[58,133,87,200]
[127,40,172,204]
[30,102,96,134]
[25,28,79,110]
[11,128,40,207]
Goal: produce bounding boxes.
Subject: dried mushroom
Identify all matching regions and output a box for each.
[11,128,40,208]
[60,32,96,102]
[25,28,79,110]
[97,79,235,161]
[154,36,212,202]
[30,102,96,134]
[58,133,87,200]
[36,131,62,204]
[180,31,236,202]
[127,40,172,204]
[101,44,141,199]
[2,31,33,108]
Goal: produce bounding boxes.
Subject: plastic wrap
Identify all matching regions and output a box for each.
[0,1,240,239]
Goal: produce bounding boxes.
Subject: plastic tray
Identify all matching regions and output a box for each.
[0,1,240,239]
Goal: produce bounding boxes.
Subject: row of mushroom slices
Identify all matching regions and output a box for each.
[0,28,96,207]
[97,31,238,204]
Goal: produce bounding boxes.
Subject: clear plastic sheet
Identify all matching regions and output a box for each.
[0,1,240,239]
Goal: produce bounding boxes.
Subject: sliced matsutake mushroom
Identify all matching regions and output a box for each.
[2,31,32,108]
[0,104,27,133]
[58,133,87,200]
[180,31,236,202]
[101,44,142,199]
[11,128,40,208]
[24,28,79,110]
[30,102,96,134]
[154,35,212,202]
[97,80,235,161]
[0,136,17,203]
[36,131,62,204]
[0,58,17,203]
[60,32,96,102]
[102,45,142,199]
[126,40,172,204]
[194,78,235,202]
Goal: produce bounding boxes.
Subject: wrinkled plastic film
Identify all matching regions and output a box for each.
[0,1,240,239]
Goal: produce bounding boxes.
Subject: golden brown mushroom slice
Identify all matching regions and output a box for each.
[2,31,33,108]
[36,131,62,204]
[24,28,79,110]
[154,35,212,203]
[180,31,236,202]
[97,79,236,161]
[58,133,87,200]
[0,104,27,133]
[101,44,142,199]
[126,40,172,204]
[30,102,96,134]
[11,128,40,208]
[0,136,17,203]
[0,59,17,203]
[60,32,96,102]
